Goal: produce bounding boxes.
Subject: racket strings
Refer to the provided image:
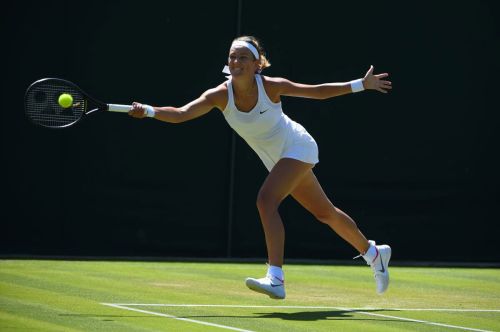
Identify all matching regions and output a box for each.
[25,80,86,128]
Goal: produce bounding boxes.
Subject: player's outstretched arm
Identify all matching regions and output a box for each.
[128,86,225,123]
[275,65,392,99]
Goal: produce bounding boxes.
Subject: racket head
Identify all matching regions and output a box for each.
[24,78,105,128]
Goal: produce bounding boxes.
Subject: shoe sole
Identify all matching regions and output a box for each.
[377,245,391,294]
[381,245,392,267]
[245,278,285,299]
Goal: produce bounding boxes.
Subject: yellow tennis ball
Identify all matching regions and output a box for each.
[58,93,73,108]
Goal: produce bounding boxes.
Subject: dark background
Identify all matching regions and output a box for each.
[2,1,499,262]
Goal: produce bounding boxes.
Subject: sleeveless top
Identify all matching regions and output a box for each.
[222,74,319,171]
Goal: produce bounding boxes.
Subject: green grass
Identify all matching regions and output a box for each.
[1,260,499,331]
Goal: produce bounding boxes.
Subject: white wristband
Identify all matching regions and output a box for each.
[350,79,365,93]
[143,105,156,118]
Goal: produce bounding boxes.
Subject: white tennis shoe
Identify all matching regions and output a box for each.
[366,240,391,294]
[245,274,286,299]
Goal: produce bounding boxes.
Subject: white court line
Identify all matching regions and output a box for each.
[107,303,500,312]
[350,310,492,332]
[102,303,498,332]
[101,303,254,332]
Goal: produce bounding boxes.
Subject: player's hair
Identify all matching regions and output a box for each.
[233,36,271,72]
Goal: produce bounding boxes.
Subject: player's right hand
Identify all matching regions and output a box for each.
[128,102,147,118]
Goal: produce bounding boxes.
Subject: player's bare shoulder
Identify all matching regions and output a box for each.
[202,82,229,112]
[260,75,285,103]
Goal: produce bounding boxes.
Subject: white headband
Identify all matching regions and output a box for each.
[231,40,260,60]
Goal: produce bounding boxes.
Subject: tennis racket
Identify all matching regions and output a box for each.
[24,78,133,128]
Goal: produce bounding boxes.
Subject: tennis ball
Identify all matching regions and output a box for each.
[58,93,73,108]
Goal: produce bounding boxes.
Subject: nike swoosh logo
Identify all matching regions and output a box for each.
[260,109,269,114]
[270,283,283,288]
[378,255,385,273]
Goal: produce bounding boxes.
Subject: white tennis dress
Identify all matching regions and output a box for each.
[223,74,319,171]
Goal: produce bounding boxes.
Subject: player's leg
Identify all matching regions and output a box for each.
[290,170,391,294]
[246,157,313,299]
[257,158,313,267]
[290,170,369,253]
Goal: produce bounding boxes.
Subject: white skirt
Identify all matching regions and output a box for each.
[246,119,319,172]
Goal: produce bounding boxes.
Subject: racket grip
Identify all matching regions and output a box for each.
[107,104,132,113]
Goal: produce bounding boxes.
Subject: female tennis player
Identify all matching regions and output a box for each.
[129,36,392,299]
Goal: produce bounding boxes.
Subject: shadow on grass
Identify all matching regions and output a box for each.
[182,309,402,322]
[60,309,406,323]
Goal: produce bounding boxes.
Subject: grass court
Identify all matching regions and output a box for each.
[1,259,499,331]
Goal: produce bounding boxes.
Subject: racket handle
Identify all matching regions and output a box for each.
[107,104,132,113]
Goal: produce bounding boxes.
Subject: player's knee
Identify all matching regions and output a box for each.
[313,207,338,225]
[256,189,280,215]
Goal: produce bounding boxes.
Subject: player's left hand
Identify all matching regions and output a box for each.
[363,65,392,93]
